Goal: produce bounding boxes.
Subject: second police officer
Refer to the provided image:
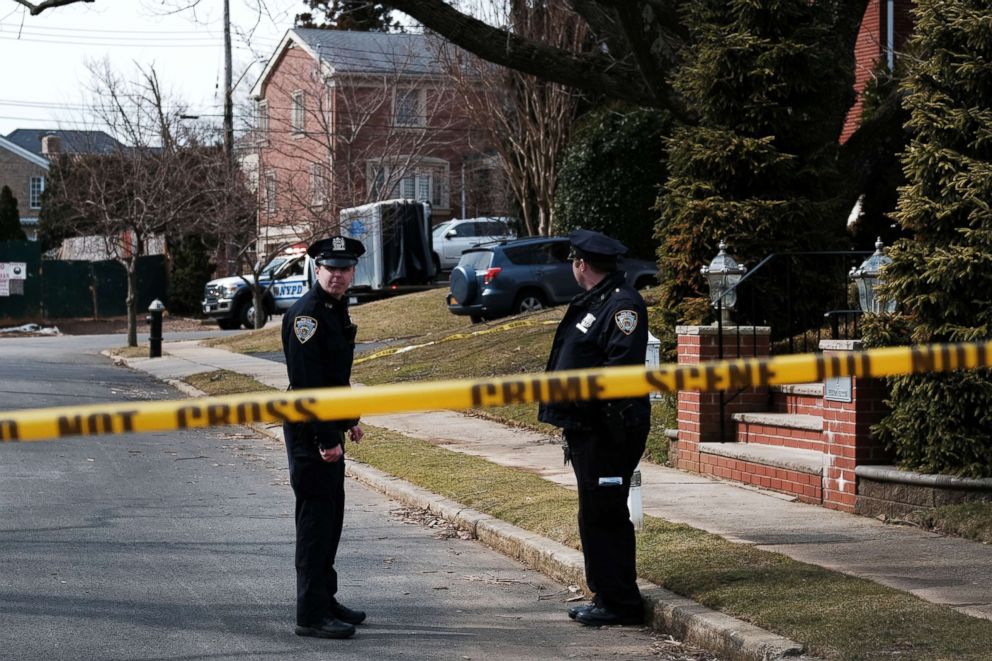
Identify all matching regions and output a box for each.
[538,229,650,627]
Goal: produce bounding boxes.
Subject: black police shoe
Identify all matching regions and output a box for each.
[574,606,643,627]
[330,599,367,625]
[295,617,356,639]
[567,603,594,620]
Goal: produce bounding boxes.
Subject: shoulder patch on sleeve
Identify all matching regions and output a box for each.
[614,310,638,335]
[294,316,318,343]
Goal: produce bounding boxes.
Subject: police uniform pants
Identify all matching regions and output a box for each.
[285,425,345,627]
[565,425,648,617]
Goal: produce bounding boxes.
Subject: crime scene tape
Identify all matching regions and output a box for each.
[354,318,558,365]
[1,341,990,444]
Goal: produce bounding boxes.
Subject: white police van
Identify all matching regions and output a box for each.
[201,246,314,329]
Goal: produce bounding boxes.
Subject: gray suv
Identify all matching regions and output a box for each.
[446,236,658,322]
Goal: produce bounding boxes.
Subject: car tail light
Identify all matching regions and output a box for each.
[483,267,502,285]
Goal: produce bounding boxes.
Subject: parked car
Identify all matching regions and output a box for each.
[446,236,658,322]
[432,217,516,271]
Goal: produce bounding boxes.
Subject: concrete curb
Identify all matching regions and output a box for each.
[345,459,809,661]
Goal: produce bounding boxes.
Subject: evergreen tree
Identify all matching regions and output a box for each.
[0,185,26,241]
[656,0,854,329]
[553,104,670,260]
[873,0,992,477]
[168,233,216,315]
[295,1,402,31]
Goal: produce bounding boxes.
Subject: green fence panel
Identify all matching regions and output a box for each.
[41,261,94,318]
[91,256,168,318]
[92,260,127,317]
[0,241,42,321]
[136,255,168,310]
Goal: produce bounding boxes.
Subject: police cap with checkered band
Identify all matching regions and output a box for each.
[307,235,366,268]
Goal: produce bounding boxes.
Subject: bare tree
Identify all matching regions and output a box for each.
[44,62,230,345]
[436,0,583,236]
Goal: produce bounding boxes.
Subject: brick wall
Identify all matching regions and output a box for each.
[841,0,915,142]
[820,340,892,512]
[673,325,771,471]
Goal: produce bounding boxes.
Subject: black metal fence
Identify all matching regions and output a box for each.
[0,240,167,322]
[716,250,872,358]
[710,250,871,442]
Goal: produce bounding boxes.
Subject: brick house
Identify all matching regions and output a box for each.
[0,130,124,241]
[841,0,914,142]
[0,136,50,241]
[249,29,507,254]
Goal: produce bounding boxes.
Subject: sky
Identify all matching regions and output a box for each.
[0,0,308,139]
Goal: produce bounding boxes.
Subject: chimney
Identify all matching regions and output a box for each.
[41,134,61,156]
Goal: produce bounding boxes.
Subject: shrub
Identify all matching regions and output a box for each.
[873,0,992,477]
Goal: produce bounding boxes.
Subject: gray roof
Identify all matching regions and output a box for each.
[292,29,443,75]
[4,129,123,157]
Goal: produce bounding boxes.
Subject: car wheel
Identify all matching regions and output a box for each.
[514,290,546,314]
[432,252,442,274]
[469,314,484,324]
[450,265,478,305]
[217,318,241,330]
[239,302,269,329]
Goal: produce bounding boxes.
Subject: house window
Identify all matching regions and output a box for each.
[291,91,305,133]
[396,170,443,206]
[256,100,269,142]
[394,88,424,127]
[265,172,277,214]
[369,161,449,208]
[29,176,44,209]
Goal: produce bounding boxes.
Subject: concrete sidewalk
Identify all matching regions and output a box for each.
[124,340,992,626]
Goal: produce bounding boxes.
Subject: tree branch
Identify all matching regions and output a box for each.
[381,0,677,111]
[11,0,94,15]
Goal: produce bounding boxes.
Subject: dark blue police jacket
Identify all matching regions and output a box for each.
[282,283,359,449]
[537,271,650,432]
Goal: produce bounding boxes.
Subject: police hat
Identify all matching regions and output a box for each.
[568,229,628,261]
[307,235,366,268]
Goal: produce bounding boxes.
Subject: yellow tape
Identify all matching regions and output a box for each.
[353,318,557,365]
[1,341,990,444]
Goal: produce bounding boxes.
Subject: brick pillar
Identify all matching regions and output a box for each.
[674,325,771,473]
[820,339,891,512]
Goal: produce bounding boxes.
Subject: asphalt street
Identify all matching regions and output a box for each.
[0,335,710,660]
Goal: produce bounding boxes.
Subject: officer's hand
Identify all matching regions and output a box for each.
[319,444,343,463]
[349,425,364,443]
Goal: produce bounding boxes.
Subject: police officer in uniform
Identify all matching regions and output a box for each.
[538,229,650,627]
[282,235,367,639]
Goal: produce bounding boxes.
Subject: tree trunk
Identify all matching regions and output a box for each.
[126,257,138,348]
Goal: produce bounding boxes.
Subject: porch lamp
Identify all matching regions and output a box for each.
[701,241,747,325]
[849,237,896,314]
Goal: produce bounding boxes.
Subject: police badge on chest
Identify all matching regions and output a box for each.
[575,313,596,334]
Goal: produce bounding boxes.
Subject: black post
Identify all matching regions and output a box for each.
[147,299,165,358]
[717,297,725,443]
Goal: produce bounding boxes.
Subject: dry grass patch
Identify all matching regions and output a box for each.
[910,502,992,544]
[183,370,274,396]
[110,345,151,358]
[205,288,470,355]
